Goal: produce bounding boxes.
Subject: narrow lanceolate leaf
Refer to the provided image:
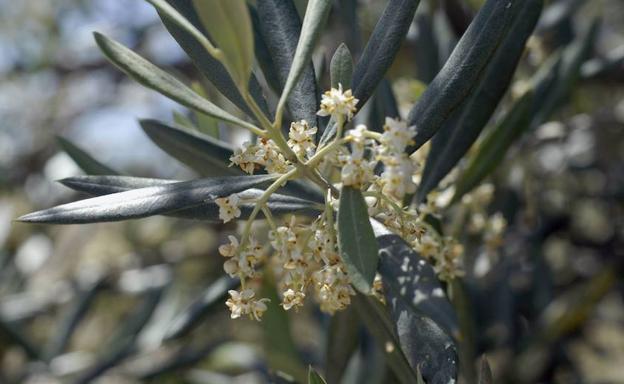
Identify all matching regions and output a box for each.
[257,0,320,127]
[325,307,360,384]
[58,175,322,221]
[407,0,523,152]
[159,0,269,118]
[93,32,259,133]
[453,91,534,202]
[18,175,277,224]
[352,0,419,107]
[308,367,328,384]
[353,294,419,384]
[57,136,118,176]
[373,221,459,383]
[276,0,331,119]
[192,0,254,89]
[140,119,238,176]
[164,276,238,341]
[249,6,282,94]
[330,43,353,89]
[373,221,459,339]
[337,187,379,293]
[417,0,543,202]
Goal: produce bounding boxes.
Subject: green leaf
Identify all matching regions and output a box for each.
[57,175,322,222]
[276,0,331,119]
[407,0,524,152]
[93,32,259,133]
[164,276,238,341]
[413,3,440,83]
[353,294,419,384]
[159,0,270,118]
[308,367,328,384]
[140,119,238,176]
[56,136,118,176]
[257,0,320,127]
[478,356,493,384]
[17,175,277,224]
[190,82,220,138]
[352,0,420,107]
[417,0,543,201]
[192,0,254,89]
[373,221,459,339]
[330,43,353,89]
[249,5,283,94]
[337,187,380,294]
[453,90,535,202]
[372,221,459,383]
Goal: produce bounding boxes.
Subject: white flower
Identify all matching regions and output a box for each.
[380,117,416,153]
[225,289,269,321]
[281,288,306,311]
[230,142,260,174]
[339,148,377,189]
[317,84,359,121]
[215,194,241,223]
[218,235,239,257]
[380,153,417,200]
[288,120,317,158]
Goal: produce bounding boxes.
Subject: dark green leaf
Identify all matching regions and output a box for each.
[372,222,459,383]
[337,187,380,293]
[93,32,259,133]
[140,119,238,176]
[308,367,328,384]
[413,3,440,83]
[18,175,277,224]
[417,0,543,201]
[56,175,322,222]
[164,276,238,341]
[352,0,420,108]
[581,44,624,80]
[276,0,331,119]
[367,78,400,133]
[453,90,534,202]
[57,136,118,176]
[353,294,419,384]
[249,5,283,94]
[374,222,459,339]
[257,0,320,127]
[330,43,353,89]
[442,0,473,37]
[407,0,524,152]
[160,0,270,118]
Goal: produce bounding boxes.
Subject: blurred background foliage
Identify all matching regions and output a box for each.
[1,0,624,383]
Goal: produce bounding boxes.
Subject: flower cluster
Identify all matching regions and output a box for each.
[215,85,474,320]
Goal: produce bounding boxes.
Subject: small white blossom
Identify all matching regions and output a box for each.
[288,120,317,158]
[317,84,359,121]
[215,194,241,223]
[225,289,269,321]
[281,288,306,311]
[339,148,377,189]
[230,142,260,174]
[380,153,417,200]
[218,235,239,257]
[380,117,416,153]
